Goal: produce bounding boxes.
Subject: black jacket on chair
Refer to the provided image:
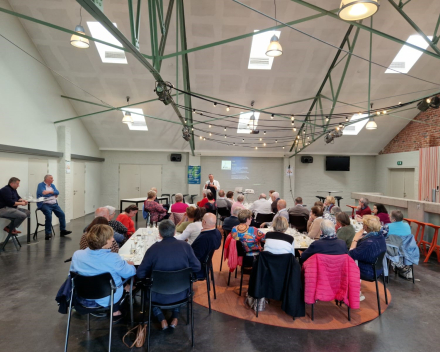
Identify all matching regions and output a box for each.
[248,252,305,318]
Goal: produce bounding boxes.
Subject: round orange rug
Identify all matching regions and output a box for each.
[193,250,391,330]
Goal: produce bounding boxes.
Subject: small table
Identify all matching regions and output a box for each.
[120,198,148,229]
[317,191,342,195]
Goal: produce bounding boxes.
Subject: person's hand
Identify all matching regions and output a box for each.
[260,223,265,228]
[353,228,364,241]
[42,190,49,195]
[22,200,28,205]
[127,261,135,265]
[310,213,316,221]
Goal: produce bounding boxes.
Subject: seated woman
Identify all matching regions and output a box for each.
[231,209,266,256]
[349,215,387,281]
[170,193,189,213]
[116,205,138,237]
[70,224,136,321]
[372,203,391,225]
[80,217,119,253]
[197,190,209,207]
[336,212,356,250]
[143,190,168,225]
[176,206,196,233]
[264,217,295,255]
[324,206,341,226]
[105,205,128,243]
[323,196,336,213]
[204,192,217,214]
[300,220,347,264]
[226,191,235,204]
[307,206,325,239]
[175,207,206,244]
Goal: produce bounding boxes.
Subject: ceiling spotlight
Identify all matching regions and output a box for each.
[430,96,440,109]
[366,117,377,130]
[271,114,274,119]
[70,8,89,48]
[338,0,379,21]
[209,124,212,128]
[226,106,230,111]
[213,102,217,107]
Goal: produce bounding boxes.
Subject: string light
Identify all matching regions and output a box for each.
[224,127,226,131]
[259,138,262,141]
[271,114,274,119]
[213,102,217,107]
[275,140,278,143]
[224,135,227,138]
[383,110,387,114]
[255,146,258,150]
[264,131,266,135]
[345,116,348,122]
[264,143,266,146]
[209,133,212,136]
[291,115,294,121]
[226,106,230,111]
[209,124,211,128]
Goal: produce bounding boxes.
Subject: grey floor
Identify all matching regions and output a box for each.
[1,213,440,352]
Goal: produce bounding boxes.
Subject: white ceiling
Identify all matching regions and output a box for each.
[6,0,440,156]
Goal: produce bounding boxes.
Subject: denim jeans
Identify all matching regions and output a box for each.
[40,203,66,234]
[152,306,180,322]
[113,232,125,246]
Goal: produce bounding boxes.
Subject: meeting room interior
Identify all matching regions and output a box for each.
[1,0,440,351]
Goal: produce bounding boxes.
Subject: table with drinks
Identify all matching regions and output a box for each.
[119,227,161,265]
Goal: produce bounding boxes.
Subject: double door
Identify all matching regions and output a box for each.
[119,164,162,201]
[388,168,415,199]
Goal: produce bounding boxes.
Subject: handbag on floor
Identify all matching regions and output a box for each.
[245,293,267,312]
[123,324,147,348]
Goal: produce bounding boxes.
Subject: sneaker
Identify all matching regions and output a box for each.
[60,230,72,236]
[45,233,52,240]
[360,292,366,301]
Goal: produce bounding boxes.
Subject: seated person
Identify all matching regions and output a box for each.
[175,207,206,244]
[222,207,241,234]
[37,174,71,240]
[323,196,336,213]
[137,220,201,330]
[349,215,387,281]
[116,205,138,237]
[231,209,266,256]
[300,220,348,264]
[373,203,391,225]
[307,206,325,239]
[356,197,372,217]
[336,212,356,250]
[249,193,272,217]
[324,206,341,226]
[264,217,295,255]
[80,217,119,253]
[231,194,246,214]
[387,210,411,236]
[197,190,209,208]
[170,193,189,213]
[191,213,222,278]
[176,206,196,233]
[0,177,30,235]
[270,192,280,213]
[226,191,235,204]
[143,191,168,224]
[204,192,217,214]
[314,201,324,208]
[70,224,136,321]
[216,190,232,210]
[260,199,289,228]
[288,197,309,218]
[84,207,126,245]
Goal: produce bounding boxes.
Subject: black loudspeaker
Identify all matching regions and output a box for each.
[170,154,182,162]
[301,156,313,164]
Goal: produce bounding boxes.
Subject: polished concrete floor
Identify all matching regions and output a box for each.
[1,213,440,352]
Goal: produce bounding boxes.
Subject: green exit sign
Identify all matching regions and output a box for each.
[397,161,403,165]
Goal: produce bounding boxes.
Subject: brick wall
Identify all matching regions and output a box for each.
[380,108,440,154]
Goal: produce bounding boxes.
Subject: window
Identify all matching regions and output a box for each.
[87,22,127,64]
[248,30,281,70]
[237,111,260,133]
[122,108,148,131]
[342,113,368,135]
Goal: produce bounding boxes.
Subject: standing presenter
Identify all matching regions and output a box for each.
[204,174,220,199]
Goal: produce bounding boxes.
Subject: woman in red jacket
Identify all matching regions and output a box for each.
[116,205,138,237]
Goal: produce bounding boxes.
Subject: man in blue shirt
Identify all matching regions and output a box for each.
[388,210,412,237]
[37,174,71,240]
[0,177,30,234]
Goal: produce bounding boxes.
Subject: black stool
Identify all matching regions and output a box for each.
[34,208,55,240]
[315,196,326,203]
[190,194,198,204]
[1,218,21,252]
[334,196,343,207]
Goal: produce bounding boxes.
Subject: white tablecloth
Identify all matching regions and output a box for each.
[259,227,314,249]
[119,228,161,265]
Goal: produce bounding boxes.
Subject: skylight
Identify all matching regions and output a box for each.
[248,30,281,70]
[87,22,127,64]
[237,111,260,133]
[122,108,148,131]
[343,113,368,135]
[385,35,432,74]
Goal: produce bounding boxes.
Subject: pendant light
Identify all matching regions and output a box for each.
[122,97,133,124]
[266,0,282,57]
[366,103,377,130]
[71,7,89,48]
[338,0,379,21]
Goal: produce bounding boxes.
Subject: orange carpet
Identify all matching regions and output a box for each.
[193,249,391,330]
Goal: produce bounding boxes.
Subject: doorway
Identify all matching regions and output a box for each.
[388,168,415,199]
[72,161,85,219]
[119,164,162,202]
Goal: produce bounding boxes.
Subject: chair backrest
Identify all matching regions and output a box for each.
[150,268,193,295]
[373,251,387,270]
[182,194,189,204]
[70,272,115,300]
[236,240,246,257]
[202,249,216,266]
[161,194,171,204]
[255,213,274,223]
[217,207,231,217]
[142,204,149,220]
[289,214,308,232]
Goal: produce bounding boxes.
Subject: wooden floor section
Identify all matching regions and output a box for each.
[193,248,391,330]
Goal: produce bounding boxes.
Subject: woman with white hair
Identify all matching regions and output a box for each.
[263,217,295,255]
[231,194,245,214]
[170,193,189,213]
[105,205,128,236]
[300,220,347,264]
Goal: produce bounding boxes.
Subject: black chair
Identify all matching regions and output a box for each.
[289,214,309,233]
[360,251,388,316]
[182,194,190,204]
[0,218,21,252]
[315,196,326,203]
[64,272,134,352]
[255,213,274,226]
[171,194,176,203]
[144,268,195,350]
[216,207,230,227]
[334,196,343,207]
[227,241,254,296]
[34,208,55,240]
[161,193,171,204]
[387,258,415,284]
[190,194,198,204]
[219,230,230,272]
[195,250,216,313]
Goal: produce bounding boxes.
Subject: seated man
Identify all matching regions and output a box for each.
[387,210,411,236]
[231,194,246,214]
[222,207,241,234]
[249,193,272,217]
[137,220,201,330]
[288,197,309,218]
[84,207,127,246]
[216,190,232,210]
[191,213,222,278]
[260,199,289,228]
[271,192,280,214]
[0,177,30,234]
[356,197,372,217]
[37,174,71,240]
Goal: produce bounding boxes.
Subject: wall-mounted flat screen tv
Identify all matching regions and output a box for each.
[326,156,350,171]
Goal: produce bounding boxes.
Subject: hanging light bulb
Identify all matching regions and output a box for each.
[259,138,262,141]
[264,131,266,135]
[283,146,285,149]
[226,106,230,111]
[366,117,378,130]
[71,8,89,48]
[266,34,282,57]
[199,136,202,140]
[271,114,274,119]
[291,121,294,126]
[383,110,387,114]
[233,143,236,146]
[122,111,133,124]
[376,111,380,116]
[255,146,258,150]
[303,130,305,134]
[224,135,227,138]
[275,140,278,143]
[291,115,295,121]
[293,127,296,132]
[192,109,195,113]
[264,143,266,147]
[224,127,227,131]
[209,124,212,128]
[345,116,348,122]
[213,102,217,107]
[338,0,379,21]
[325,116,329,122]
[242,139,244,142]
[209,133,212,136]
[203,137,206,140]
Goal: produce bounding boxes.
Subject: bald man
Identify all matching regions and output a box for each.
[261,199,289,228]
[191,213,222,278]
[83,207,127,245]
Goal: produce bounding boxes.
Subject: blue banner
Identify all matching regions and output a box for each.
[188,166,201,184]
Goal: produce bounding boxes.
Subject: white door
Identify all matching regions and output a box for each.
[140,165,162,196]
[28,159,53,230]
[403,169,415,199]
[388,168,415,199]
[72,162,85,219]
[119,164,141,202]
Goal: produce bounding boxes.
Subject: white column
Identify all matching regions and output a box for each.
[57,126,72,223]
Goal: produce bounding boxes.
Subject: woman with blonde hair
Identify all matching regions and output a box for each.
[323,196,336,213]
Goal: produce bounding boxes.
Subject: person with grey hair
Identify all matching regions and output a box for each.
[137,219,201,330]
[217,190,232,210]
[264,217,295,255]
[387,210,412,237]
[356,197,372,217]
[300,219,347,264]
[249,193,272,217]
[171,193,189,213]
[222,206,241,234]
[36,174,71,240]
[271,192,280,213]
[323,206,342,225]
[231,194,246,214]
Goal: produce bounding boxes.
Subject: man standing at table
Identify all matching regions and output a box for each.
[204,174,220,199]
[0,177,30,234]
[37,174,71,240]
